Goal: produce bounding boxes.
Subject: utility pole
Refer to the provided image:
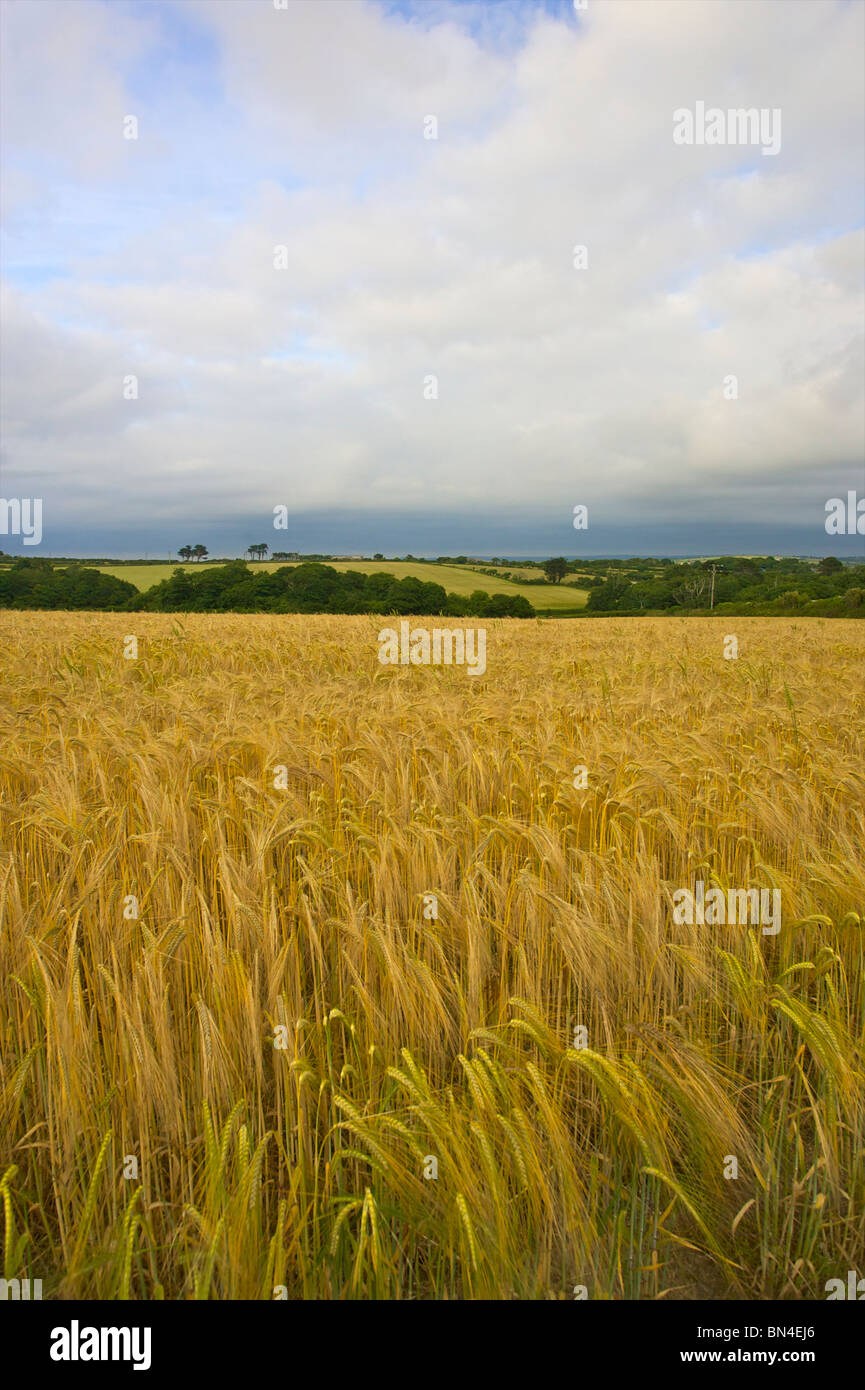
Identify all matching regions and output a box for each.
[710,563,716,611]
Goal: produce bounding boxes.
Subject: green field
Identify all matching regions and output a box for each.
[95,560,589,611]
[464,562,543,580]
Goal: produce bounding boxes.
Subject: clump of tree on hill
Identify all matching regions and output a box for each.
[128,561,535,617]
[542,557,570,583]
[0,558,138,609]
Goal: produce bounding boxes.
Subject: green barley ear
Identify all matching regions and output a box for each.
[67,1130,113,1289]
[1,1166,20,1280]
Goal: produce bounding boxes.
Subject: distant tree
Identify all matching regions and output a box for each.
[481,592,534,618]
[542,557,569,584]
[373,553,384,561]
[466,589,490,617]
[272,552,292,561]
[248,543,269,561]
[672,571,710,606]
[178,545,193,562]
[192,545,208,562]
[587,577,632,612]
[818,556,843,575]
[0,560,136,611]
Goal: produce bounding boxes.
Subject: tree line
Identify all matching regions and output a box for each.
[2,554,861,618]
[131,562,535,616]
[585,556,864,615]
[0,558,534,617]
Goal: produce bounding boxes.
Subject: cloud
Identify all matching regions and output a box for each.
[1,0,862,554]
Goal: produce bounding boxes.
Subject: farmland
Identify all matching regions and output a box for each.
[94,560,589,611]
[0,614,862,1299]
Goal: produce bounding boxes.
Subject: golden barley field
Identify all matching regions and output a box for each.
[1,612,863,1300]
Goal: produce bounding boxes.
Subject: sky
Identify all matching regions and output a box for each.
[1,0,863,559]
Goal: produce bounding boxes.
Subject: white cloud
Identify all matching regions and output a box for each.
[1,0,862,545]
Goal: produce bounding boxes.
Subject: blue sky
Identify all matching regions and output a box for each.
[1,0,863,557]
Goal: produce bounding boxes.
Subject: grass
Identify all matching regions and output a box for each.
[0,613,862,1300]
[93,561,590,611]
